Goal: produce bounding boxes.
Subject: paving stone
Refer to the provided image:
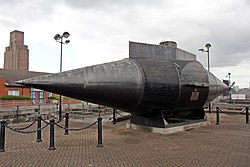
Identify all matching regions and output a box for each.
[0,113,250,167]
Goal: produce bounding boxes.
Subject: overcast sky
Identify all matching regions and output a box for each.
[0,0,249,88]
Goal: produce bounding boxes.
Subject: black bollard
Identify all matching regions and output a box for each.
[97,117,103,147]
[64,112,69,135]
[208,102,211,114]
[216,107,220,125]
[0,120,6,152]
[113,109,116,124]
[246,107,249,124]
[37,113,42,142]
[16,106,19,123]
[49,119,56,150]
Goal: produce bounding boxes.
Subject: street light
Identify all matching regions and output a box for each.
[227,73,232,101]
[199,43,211,72]
[199,43,212,113]
[54,32,70,121]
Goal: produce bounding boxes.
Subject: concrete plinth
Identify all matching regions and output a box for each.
[126,120,210,135]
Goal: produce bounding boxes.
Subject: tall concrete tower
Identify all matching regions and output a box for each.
[4,30,29,71]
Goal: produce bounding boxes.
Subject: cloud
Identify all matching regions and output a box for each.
[0,0,55,27]
[62,0,165,11]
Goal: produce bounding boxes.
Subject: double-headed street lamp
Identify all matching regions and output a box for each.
[199,43,211,72]
[54,32,70,121]
[199,43,212,113]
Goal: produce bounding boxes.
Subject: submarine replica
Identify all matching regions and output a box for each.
[17,41,229,127]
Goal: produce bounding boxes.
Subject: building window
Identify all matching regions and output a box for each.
[48,92,52,97]
[31,91,36,103]
[8,90,20,96]
[39,91,44,103]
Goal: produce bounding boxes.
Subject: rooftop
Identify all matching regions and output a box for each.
[0,69,50,86]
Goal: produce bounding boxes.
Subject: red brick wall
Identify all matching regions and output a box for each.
[0,100,33,107]
[22,87,31,96]
[0,77,6,96]
[4,87,31,97]
[18,46,29,71]
[0,76,31,97]
[0,76,78,105]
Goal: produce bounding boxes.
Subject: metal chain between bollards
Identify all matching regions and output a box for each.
[40,118,50,128]
[4,116,37,134]
[6,119,37,131]
[68,121,98,131]
[56,119,63,124]
[5,124,37,134]
[5,116,50,134]
[54,120,98,131]
[41,123,49,129]
[217,107,246,116]
[42,112,98,131]
[116,110,131,117]
[216,107,250,125]
[40,118,50,130]
[41,118,50,124]
[218,108,238,116]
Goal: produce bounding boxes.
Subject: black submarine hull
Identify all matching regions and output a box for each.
[17,41,228,127]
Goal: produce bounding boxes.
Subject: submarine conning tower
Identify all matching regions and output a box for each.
[129,41,196,61]
[17,41,228,128]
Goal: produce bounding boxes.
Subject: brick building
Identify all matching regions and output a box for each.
[4,30,29,71]
[0,30,52,104]
[0,69,52,103]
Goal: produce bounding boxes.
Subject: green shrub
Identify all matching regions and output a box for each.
[49,96,57,100]
[49,95,70,100]
[0,95,31,100]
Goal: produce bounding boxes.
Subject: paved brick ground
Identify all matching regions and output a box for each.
[0,113,250,167]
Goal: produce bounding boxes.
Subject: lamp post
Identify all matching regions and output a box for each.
[54,32,70,121]
[199,43,212,113]
[228,72,231,101]
[199,43,211,72]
